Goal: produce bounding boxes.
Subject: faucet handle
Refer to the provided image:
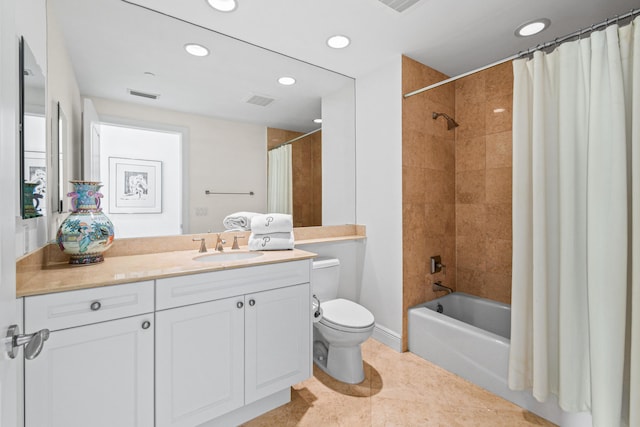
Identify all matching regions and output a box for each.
[231,235,246,250]
[192,237,207,253]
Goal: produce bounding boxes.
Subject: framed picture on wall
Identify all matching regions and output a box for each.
[108,157,162,213]
[24,151,47,215]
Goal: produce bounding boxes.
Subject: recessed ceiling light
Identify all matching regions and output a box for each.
[313,118,322,124]
[184,43,209,57]
[327,35,350,49]
[143,71,156,77]
[206,0,237,12]
[278,76,296,86]
[515,18,551,37]
[493,108,506,113]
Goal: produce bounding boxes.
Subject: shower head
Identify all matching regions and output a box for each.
[432,112,459,130]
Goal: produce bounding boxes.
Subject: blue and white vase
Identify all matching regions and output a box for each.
[56,180,115,265]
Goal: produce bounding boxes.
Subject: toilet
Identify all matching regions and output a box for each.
[312,257,375,384]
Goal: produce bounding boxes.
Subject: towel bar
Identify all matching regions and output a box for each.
[205,190,255,196]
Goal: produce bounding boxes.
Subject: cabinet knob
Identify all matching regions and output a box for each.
[90,301,101,311]
[141,321,151,330]
[249,299,256,306]
[237,301,244,309]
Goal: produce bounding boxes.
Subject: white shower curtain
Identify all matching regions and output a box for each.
[267,145,292,214]
[510,17,639,427]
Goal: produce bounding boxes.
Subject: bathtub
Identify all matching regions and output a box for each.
[408,292,562,425]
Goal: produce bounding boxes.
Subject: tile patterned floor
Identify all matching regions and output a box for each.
[242,339,557,427]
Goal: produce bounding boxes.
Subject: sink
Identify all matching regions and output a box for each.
[193,252,263,263]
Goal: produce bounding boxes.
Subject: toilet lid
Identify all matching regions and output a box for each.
[321,299,375,330]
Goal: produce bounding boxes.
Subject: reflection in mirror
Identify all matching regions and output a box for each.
[50,102,66,214]
[20,37,47,219]
[49,0,355,237]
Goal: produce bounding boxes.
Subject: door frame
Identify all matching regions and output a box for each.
[0,0,20,426]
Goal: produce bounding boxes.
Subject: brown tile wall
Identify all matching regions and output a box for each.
[401,56,456,351]
[401,57,513,350]
[267,128,322,227]
[454,62,513,304]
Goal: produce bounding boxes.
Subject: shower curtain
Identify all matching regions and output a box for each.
[267,144,293,214]
[509,17,639,427]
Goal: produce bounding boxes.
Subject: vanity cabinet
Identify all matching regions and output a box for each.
[23,281,155,427]
[155,296,245,427]
[21,259,312,427]
[155,260,311,427]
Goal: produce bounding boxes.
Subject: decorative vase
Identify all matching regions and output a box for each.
[56,180,115,265]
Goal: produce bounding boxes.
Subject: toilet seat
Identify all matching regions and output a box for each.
[320,298,375,332]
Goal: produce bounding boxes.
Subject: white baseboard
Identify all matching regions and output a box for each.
[371,324,402,352]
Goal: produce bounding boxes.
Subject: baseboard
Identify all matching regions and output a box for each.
[371,324,402,352]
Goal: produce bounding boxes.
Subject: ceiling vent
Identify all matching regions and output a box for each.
[378,0,421,12]
[127,89,159,100]
[245,94,275,107]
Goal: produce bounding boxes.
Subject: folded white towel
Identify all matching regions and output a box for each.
[250,213,293,234]
[223,212,260,231]
[248,232,294,251]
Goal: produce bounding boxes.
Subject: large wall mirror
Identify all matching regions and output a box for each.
[19,37,47,219]
[48,0,356,239]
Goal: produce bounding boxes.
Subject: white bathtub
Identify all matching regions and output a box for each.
[408,292,562,425]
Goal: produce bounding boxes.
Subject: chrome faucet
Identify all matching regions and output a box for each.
[192,237,207,253]
[432,281,454,294]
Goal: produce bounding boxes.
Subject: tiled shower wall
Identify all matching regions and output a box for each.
[454,62,513,304]
[267,128,322,227]
[401,56,456,351]
[401,56,513,350]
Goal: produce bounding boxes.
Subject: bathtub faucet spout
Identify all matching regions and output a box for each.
[432,281,453,294]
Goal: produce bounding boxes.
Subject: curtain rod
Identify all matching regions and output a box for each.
[268,127,321,151]
[403,8,640,99]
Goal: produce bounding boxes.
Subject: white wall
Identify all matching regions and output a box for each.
[99,124,182,238]
[322,81,356,225]
[355,56,404,351]
[45,2,83,242]
[90,97,268,234]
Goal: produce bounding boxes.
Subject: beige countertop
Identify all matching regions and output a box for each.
[16,224,366,298]
[17,248,316,298]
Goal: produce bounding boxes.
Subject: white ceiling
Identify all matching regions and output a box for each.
[51,0,638,133]
[127,0,639,78]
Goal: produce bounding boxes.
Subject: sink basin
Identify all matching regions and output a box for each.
[194,252,263,263]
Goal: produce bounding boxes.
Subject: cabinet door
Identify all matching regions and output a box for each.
[245,283,311,404]
[25,314,154,427]
[156,297,245,427]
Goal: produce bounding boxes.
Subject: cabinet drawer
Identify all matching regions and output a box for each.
[156,260,310,310]
[25,281,154,331]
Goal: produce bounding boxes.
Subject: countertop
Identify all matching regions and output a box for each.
[16,224,367,298]
[17,248,316,298]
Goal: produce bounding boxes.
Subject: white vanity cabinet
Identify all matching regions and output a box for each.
[155,260,311,427]
[20,258,312,427]
[155,296,245,427]
[23,281,155,427]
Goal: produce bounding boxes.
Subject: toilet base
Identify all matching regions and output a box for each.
[312,338,365,384]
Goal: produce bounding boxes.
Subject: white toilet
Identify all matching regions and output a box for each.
[312,257,375,384]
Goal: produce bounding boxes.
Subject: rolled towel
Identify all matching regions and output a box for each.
[250,213,293,234]
[223,212,260,231]
[248,231,294,251]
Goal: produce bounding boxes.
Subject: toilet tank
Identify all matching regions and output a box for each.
[312,257,340,302]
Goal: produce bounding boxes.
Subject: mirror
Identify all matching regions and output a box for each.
[50,102,66,214]
[48,0,356,238]
[19,37,47,219]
